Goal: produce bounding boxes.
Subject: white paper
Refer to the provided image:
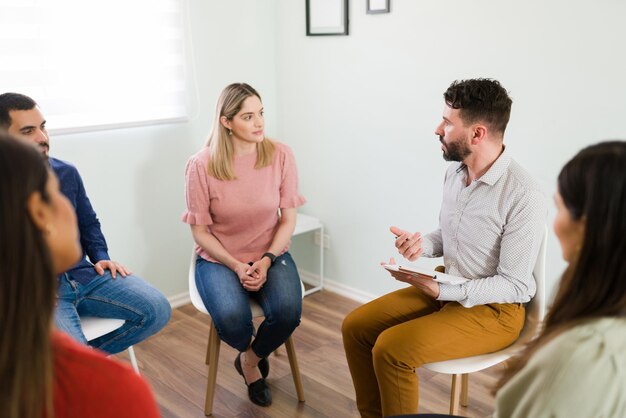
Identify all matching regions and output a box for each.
[431,272,470,285]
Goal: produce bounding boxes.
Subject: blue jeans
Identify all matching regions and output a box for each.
[55,272,171,354]
[195,252,302,358]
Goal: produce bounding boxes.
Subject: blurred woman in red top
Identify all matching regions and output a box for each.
[0,133,159,418]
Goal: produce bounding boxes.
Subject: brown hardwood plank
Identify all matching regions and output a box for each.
[116,290,500,417]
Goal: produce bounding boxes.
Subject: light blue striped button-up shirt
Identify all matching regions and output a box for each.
[421,148,548,307]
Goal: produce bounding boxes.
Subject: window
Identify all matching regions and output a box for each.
[0,0,188,133]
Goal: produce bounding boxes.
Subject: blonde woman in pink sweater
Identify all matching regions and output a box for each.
[182,83,306,407]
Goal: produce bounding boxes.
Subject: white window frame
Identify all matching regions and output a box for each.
[0,0,190,135]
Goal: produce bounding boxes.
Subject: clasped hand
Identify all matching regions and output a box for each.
[235,258,271,292]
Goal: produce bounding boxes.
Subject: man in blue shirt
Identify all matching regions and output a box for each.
[0,92,171,354]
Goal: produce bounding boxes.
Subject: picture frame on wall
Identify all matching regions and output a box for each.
[367,0,390,14]
[306,0,349,36]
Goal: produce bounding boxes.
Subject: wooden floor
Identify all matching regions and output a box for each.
[115,290,502,418]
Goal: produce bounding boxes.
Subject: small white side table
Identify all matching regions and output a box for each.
[293,213,324,296]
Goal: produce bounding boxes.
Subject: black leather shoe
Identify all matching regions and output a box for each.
[247,378,272,406]
[234,354,272,406]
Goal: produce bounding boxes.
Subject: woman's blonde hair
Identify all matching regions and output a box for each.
[206,83,275,180]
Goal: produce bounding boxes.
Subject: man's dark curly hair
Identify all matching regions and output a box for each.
[0,92,38,130]
[443,79,512,136]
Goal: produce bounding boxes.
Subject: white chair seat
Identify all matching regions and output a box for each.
[423,322,538,374]
[80,317,125,341]
[80,316,140,374]
[421,225,548,414]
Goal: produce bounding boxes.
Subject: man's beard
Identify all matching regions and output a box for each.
[38,141,49,156]
[440,135,471,162]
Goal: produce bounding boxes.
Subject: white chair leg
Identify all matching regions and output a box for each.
[128,346,140,374]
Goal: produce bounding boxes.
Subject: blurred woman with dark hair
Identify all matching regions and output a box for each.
[0,134,159,418]
[493,140,626,418]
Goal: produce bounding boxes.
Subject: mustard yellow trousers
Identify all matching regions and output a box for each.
[342,286,525,418]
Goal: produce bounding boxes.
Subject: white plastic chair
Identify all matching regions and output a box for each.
[421,226,548,415]
[188,249,306,416]
[80,316,140,374]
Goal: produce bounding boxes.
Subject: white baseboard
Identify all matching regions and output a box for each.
[168,291,191,309]
[298,269,320,288]
[167,270,376,310]
[298,269,376,304]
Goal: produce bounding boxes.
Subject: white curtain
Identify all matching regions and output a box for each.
[0,0,188,133]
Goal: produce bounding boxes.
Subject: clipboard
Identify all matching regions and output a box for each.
[382,264,469,285]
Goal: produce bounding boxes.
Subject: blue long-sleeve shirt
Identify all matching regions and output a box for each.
[50,157,110,284]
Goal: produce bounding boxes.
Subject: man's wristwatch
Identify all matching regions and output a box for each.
[262,252,277,265]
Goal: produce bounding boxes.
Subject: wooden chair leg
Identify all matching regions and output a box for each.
[284,335,305,402]
[205,323,213,366]
[460,373,469,407]
[449,374,461,415]
[204,321,221,416]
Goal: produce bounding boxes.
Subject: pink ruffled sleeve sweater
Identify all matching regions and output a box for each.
[182,141,306,264]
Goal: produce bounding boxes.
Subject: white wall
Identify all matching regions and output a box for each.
[276,0,626,298]
[51,0,279,298]
[46,0,626,301]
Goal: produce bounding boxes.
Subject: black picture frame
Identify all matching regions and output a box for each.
[306,0,349,36]
[366,0,390,14]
